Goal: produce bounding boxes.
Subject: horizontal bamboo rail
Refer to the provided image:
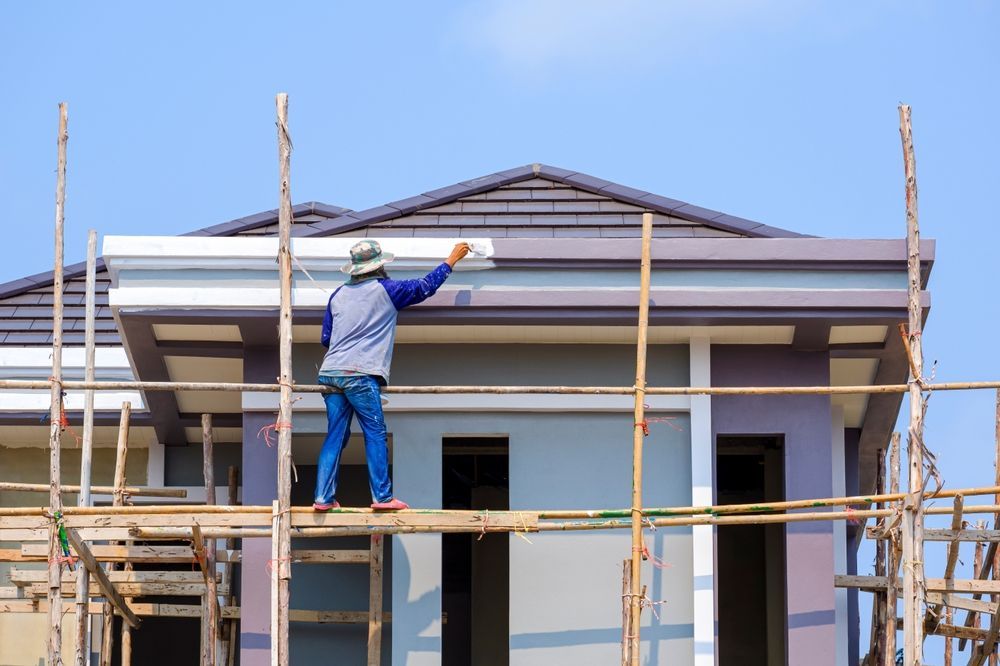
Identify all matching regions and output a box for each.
[4,378,1000,395]
[0,482,186,498]
[3,484,998,519]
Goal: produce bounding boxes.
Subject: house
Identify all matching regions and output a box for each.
[0,164,932,665]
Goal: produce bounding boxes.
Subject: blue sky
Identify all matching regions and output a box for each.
[2,1,999,658]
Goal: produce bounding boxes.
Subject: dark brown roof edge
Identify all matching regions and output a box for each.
[296,163,810,240]
[0,201,350,300]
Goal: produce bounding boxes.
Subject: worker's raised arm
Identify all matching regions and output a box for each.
[381,243,470,310]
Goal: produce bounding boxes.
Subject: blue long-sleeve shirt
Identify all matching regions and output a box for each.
[319,263,453,381]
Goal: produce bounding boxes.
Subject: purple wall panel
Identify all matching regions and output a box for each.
[240,348,280,666]
[711,346,835,665]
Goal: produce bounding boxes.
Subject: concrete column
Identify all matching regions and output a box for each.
[711,346,835,665]
[390,420,442,666]
[240,346,279,666]
[689,337,716,664]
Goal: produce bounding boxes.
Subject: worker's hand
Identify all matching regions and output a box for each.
[445,242,471,268]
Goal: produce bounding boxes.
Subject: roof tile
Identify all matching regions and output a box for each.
[386,194,437,216]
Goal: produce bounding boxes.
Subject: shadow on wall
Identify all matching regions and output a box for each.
[394,537,445,660]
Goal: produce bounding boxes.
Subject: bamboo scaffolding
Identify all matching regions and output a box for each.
[886,433,901,666]
[74,228,96,666]
[201,414,218,666]
[899,102,925,666]
[220,466,238,666]
[100,403,131,666]
[0,482,186,497]
[627,212,653,666]
[47,100,68,666]
[273,91,295,666]
[7,378,1000,395]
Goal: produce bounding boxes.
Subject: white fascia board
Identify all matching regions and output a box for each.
[242,392,690,414]
[2,391,145,412]
[102,236,496,278]
[0,347,134,378]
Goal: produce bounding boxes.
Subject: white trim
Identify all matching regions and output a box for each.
[1,390,145,412]
[0,347,133,376]
[241,392,691,413]
[102,236,495,275]
[831,405,848,665]
[689,337,715,665]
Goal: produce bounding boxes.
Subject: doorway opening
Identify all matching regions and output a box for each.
[716,435,787,666]
[442,436,509,666]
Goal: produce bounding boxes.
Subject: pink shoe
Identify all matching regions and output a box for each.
[371,498,409,511]
[312,500,341,511]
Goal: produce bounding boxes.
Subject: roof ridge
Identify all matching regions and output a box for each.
[295,163,808,240]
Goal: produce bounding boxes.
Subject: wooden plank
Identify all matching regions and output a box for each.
[20,543,221,564]
[836,576,1000,594]
[926,593,997,616]
[367,534,384,666]
[9,569,215,585]
[26,582,230,598]
[64,527,140,629]
[933,623,989,642]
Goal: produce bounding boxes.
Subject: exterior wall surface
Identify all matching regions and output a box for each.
[711,346,835,665]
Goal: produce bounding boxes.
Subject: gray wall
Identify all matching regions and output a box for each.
[711,346,835,665]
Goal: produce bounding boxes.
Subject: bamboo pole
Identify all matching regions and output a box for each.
[621,560,631,666]
[899,102,925,666]
[11,483,1000,520]
[627,212,653,666]
[945,606,953,666]
[74,228,98,666]
[273,91,295,666]
[993,389,1000,666]
[201,415,218,666]
[220,466,238,666]
[47,100,68,666]
[887,432,901,666]
[868,448,887,662]
[201,414,219,666]
[367,535,384,666]
[9,378,1000,395]
[0,482,186,498]
[100,403,131,666]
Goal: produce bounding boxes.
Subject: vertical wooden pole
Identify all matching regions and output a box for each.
[993,389,1000,666]
[868,449,887,661]
[627,212,654,666]
[367,534,384,666]
[100,402,130,666]
[48,101,68,666]
[74,229,97,666]
[976,539,986,630]
[202,414,218,666]
[944,606,952,666]
[621,560,631,666]
[885,432,901,666]
[899,103,925,666]
[272,91,295,666]
[221,466,239,666]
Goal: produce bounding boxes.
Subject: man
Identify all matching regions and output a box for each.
[313,240,471,511]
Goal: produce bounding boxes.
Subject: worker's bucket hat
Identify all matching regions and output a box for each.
[341,240,395,275]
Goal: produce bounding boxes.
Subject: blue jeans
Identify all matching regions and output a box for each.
[314,374,392,504]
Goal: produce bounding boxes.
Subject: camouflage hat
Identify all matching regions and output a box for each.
[341,240,395,276]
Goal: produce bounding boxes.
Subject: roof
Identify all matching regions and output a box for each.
[0,164,805,346]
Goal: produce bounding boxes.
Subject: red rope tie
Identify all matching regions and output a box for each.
[258,421,293,448]
[635,420,649,436]
[844,506,861,526]
[265,556,292,578]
